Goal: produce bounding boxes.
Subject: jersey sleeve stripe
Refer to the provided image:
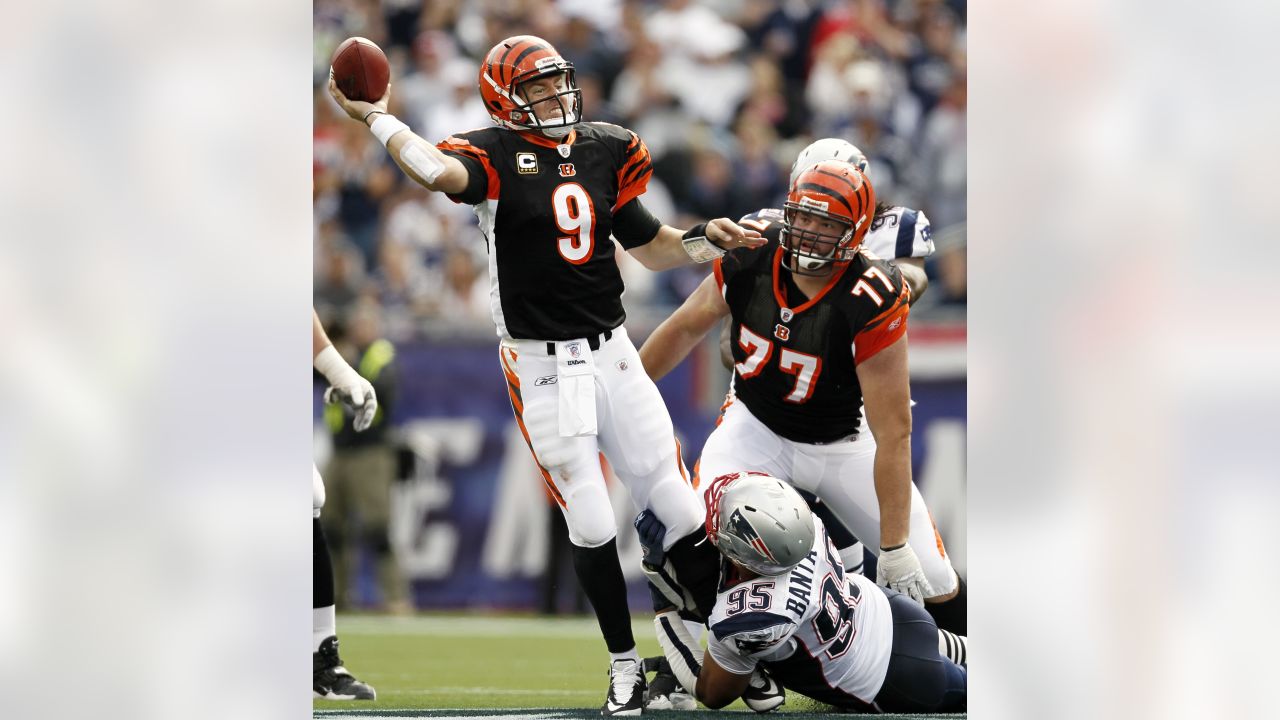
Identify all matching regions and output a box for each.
[437,138,501,201]
[710,611,794,640]
[619,143,652,182]
[615,165,652,212]
[614,131,653,211]
[713,257,725,294]
[853,302,908,365]
[894,209,918,258]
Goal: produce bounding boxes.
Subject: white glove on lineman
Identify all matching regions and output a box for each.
[875,544,935,605]
[314,345,379,432]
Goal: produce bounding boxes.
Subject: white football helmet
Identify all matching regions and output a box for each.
[789,138,869,188]
[704,472,816,576]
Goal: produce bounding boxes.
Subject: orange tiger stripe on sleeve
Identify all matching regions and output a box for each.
[437,135,501,200]
[853,285,910,365]
[613,131,653,211]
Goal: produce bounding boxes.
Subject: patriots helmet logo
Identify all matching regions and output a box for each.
[726,508,778,564]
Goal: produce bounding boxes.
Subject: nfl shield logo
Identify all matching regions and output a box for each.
[557,144,571,158]
[780,308,793,323]
[568,342,581,358]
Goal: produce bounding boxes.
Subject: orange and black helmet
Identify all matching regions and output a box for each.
[478,35,581,136]
[781,160,876,274]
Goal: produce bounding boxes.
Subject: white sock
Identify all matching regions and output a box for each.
[609,648,640,665]
[313,605,336,652]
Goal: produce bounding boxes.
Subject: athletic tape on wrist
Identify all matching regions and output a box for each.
[682,235,726,263]
[370,113,409,146]
[313,345,356,385]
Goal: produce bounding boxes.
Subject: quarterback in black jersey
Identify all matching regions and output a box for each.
[329,34,762,716]
[639,161,964,638]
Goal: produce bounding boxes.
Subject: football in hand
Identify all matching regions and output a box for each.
[330,37,390,102]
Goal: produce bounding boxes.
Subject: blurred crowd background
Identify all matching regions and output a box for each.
[312,0,967,612]
[313,0,967,343]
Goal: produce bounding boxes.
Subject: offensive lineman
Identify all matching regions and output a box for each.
[694,472,965,712]
[639,161,965,640]
[731,138,936,581]
[328,34,763,715]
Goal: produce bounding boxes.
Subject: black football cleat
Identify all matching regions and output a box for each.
[313,636,376,701]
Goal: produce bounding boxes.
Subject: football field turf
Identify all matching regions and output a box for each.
[313,613,963,719]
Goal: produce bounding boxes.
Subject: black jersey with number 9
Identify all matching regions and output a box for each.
[436,122,654,341]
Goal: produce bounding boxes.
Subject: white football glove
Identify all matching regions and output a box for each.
[315,345,379,432]
[875,544,935,605]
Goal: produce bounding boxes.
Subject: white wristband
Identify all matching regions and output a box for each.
[681,235,726,263]
[369,113,409,147]
[313,345,357,385]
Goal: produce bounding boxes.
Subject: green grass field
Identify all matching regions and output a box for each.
[313,613,963,719]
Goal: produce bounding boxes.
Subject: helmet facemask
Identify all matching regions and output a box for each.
[510,67,582,138]
[780,201,857,276]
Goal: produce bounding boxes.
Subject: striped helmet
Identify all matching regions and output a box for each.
[781,160,875,275]
[478,35,581,137]
[704,472,815,577]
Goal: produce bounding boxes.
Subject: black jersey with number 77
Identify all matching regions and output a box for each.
[713,222,911,444]
[436,122,654,341]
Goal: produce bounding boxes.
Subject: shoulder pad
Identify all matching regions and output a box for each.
[579,121,635,144]
[441,126,502,150]
[864,206,934,260]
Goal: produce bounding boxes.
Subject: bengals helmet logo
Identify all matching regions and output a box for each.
[558,163,576,177]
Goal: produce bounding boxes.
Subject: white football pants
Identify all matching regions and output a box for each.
[697,397,958,597]
[313,463,325,519]
[498,327,703,549]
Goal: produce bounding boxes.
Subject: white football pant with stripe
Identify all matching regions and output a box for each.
[498,327,702,549]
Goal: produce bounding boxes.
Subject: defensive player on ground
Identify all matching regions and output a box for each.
[638,162,966,638]
[312,309,378,701]
[329,34,763,716]
[693,472,965,712]
[730,138,937,580]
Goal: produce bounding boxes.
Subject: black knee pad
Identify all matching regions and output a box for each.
[925,575,966,635]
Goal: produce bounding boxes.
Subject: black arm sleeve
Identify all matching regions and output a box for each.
[612,197,664,249]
